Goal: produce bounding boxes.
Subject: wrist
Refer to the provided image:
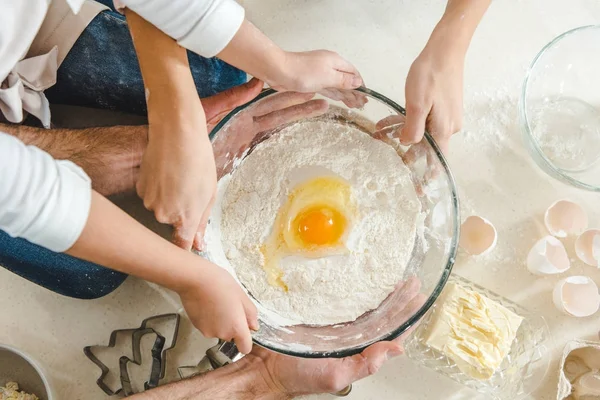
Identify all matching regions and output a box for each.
[427,0,491,58]
[147,87,204,130]
[231,356,292,400]
[424,19,470,62]
[218,20,286,86]
[167,252,214,293]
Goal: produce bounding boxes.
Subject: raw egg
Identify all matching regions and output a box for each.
[261,175,355,291]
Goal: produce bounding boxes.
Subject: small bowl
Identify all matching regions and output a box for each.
[520,25,600,191]
[207,87,460,358]
[0,344,53,400]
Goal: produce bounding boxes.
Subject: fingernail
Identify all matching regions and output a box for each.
[352,76,363,87]
[386,346,403,360]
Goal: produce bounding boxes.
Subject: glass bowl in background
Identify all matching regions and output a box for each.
[207,87,459,358]
[520,25,600,191]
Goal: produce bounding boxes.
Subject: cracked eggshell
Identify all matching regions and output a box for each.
[459,216,497,256]
[574,371,600,399]
[527,236,571,275]
[553,276,600,317]
[545,200,588,238]
[557,341,600,400]
[575,229,600,268]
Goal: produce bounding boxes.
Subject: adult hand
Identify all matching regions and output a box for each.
[211,90,330,177]
[251,278,427,397]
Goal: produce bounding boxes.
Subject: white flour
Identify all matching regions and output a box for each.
[207,120,421,326]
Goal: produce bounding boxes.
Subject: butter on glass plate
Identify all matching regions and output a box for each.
[405,275,551,400]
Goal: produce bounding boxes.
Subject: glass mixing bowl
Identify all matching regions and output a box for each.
[208,87,459,358]
[520,25,600,191]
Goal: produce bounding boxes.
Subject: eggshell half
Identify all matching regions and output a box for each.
[553,276,600,317]
[544,200,588,238]
[459,216,497,256]
[575,229,600,267]
[527,236,570,275]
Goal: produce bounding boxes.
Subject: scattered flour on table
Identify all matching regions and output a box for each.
[209,119,421,326]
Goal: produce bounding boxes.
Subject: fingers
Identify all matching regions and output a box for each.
[401,103,428,146]
[203,78,264,124]
[332,54,363,89]
[393,293,428,345]
[172,218,199,251]
[194,195,216,251]
[319,88,368,109]
[253,91,316,115]
[375,115,405,131]
[244,297,259,331]
[373,115,405,142]
[336,71,363,90]
[254,99,329,132]
[233,324,253,354]
[330,340,401,390]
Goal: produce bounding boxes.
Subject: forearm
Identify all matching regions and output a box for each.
[66,191,208,293]
[125,10,206,136]
[130,357,289,400]
[0,123,87,160]
[428,0,491,56]
[0,123,146,162]
[217,20,286,88]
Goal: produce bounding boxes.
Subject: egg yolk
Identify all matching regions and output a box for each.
[295,206,346,246]
[260,175,355,291]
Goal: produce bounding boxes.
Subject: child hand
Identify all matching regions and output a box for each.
[178,261,258,354]
[269,50,363,93]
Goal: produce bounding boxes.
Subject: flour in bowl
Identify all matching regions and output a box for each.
[210,119,421,326]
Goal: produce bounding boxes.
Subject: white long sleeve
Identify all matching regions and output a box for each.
[0,132,92,252]
[115,0,245,57]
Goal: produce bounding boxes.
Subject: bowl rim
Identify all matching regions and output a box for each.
[520,24,600,192]
[210,87,460,358]
[0,343,53,399]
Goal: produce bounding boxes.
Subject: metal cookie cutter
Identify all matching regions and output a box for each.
[120,328,166,396]
[177,340,352,396]
[84,313,180,396]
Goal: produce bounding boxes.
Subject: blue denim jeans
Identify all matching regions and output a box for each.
[0,0,246,299]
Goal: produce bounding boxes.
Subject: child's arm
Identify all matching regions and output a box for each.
[0,131,257,354]
[116,0,363,92]
[67,191,258,354]
[218,20,363,92]
[401,0,491,152]
[125,9,217,251]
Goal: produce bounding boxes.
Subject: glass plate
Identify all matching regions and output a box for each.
[405,275,551,399]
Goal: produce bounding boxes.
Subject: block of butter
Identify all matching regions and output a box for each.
[423,282,524,380]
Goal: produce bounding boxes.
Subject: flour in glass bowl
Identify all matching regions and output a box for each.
[206,119,421,326]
